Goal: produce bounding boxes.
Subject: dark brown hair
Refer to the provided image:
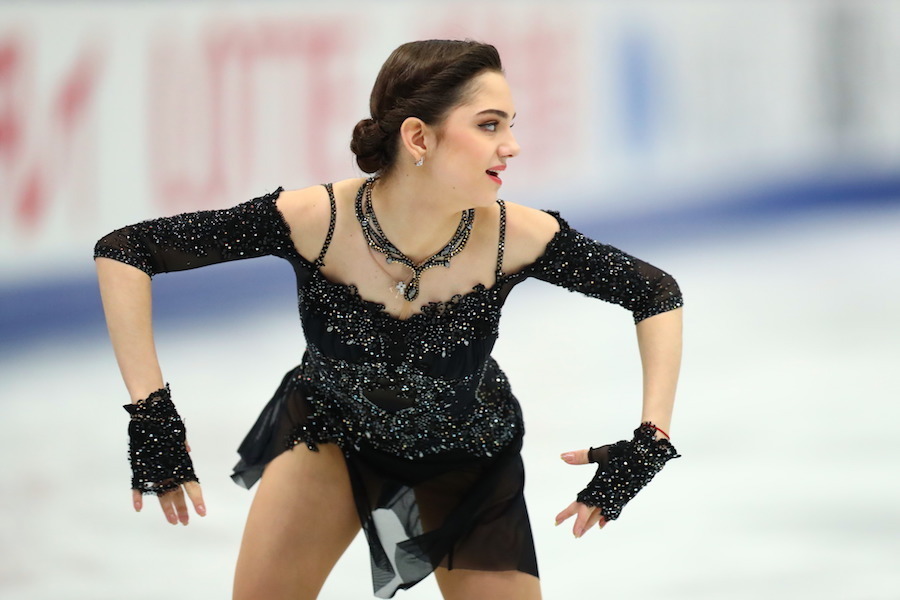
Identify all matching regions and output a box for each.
[350,40,503,174]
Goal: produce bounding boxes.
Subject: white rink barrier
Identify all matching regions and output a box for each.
[1,0,899,283]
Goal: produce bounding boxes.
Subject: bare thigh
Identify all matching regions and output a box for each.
[233,443,360,600]
[435,568,542,600]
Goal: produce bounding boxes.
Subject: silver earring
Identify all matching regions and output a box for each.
[415,157,424,167]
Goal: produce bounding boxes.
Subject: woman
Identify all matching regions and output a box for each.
[95,40,683,600]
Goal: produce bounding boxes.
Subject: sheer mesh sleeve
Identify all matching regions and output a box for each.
[93,187,302,277]
[523,212,683,323]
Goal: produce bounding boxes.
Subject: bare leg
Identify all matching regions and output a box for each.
[233,443,360,600]
[435,568,542,600]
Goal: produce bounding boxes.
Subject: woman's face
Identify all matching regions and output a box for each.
[427,71,520,207]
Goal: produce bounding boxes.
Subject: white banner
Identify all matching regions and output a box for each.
[1,1,898,283]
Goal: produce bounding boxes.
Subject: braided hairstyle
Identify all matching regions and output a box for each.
[350,40,503,175]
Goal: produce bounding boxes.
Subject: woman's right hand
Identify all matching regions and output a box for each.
[132,442,207,525]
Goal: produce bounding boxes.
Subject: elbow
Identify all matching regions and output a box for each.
[658,269,680,296]
[95,254,153,284]
[93,229,157,278]
[657,271,683,310]
[632,298,683,324]
[632,273,683,324]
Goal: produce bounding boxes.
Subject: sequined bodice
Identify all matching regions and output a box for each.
[294,188,517,457]
[94,183,683,460]
[300,267,503,377]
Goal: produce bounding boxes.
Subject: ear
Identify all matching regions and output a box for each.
[398,117,429,164]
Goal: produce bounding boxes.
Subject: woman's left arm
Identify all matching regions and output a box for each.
[516,218,685,537]
[518,211,685,438]
[636,306,683,439]
[508,206,685,536]
[555,307,682,538]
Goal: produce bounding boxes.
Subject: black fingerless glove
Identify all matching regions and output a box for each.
[576,422,680,521]
[123,384,199,495]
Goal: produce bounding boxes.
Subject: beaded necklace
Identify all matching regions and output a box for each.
[356,177,475,302]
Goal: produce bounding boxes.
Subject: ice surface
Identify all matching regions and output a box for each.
[2,206,899,599]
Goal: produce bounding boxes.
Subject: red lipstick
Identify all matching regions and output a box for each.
[486,164,506,185]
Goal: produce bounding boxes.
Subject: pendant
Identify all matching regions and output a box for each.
[403,277,420,302]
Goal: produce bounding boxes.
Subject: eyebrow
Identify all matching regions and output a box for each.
[475,109,516,120]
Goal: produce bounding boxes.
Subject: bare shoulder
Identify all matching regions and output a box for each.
[501,201,562,274]
[274,178,364,261]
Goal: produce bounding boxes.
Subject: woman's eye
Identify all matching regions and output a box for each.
[479,122,498,132]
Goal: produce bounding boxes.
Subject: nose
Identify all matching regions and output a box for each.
[501,130,520,159]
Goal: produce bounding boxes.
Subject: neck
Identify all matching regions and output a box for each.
[367,174,466,265]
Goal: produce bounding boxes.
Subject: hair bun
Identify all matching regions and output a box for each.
[350,118,388,173]
[350,41,502,175]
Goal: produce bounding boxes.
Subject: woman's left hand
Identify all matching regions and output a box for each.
[555,449,608,538]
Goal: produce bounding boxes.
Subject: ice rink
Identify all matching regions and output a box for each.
[2,202,899,599]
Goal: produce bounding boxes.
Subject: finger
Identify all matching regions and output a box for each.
[169,486,190,525]
[132,489,142,512]
[157,492,179,525]
[572,503,593,538]
[583,509,603,534]
[184,481,206,517]
[559,449,591,465]
[554,501,580,526]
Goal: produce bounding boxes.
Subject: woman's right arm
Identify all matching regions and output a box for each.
[96,257,207,525]
[94,187,299,524]
[94,186,300,396]
[96,258,164,401]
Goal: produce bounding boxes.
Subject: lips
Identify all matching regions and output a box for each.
[486,165,506,184]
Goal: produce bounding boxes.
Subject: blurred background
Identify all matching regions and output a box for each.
[1,1,899,598]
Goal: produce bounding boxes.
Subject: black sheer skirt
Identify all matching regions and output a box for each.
[231,366,538,598]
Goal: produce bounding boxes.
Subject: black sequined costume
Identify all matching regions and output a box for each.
[94,180,682,598]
